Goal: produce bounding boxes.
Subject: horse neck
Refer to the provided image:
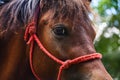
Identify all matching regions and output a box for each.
[0,31,35,80]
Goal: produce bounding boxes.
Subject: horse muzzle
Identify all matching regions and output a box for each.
[60,59,113,80]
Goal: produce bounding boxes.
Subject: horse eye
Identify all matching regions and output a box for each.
[52,25,68,37]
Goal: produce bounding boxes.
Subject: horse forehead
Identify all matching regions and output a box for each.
[40,10,94,32]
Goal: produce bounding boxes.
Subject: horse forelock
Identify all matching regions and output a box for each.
[0,0,40,38]
[41,0,92,21]
[0,0,92,38]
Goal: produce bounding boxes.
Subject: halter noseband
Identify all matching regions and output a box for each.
[24,4,102,80]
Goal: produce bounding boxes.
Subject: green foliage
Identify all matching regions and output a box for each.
[97,0,120,29]
[95,33,120,54]
[92,0,120,79]
[97,0,119,16]
[109,14,120,29]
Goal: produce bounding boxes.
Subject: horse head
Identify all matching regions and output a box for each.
[0,0,113,80]
[29,0,113,80]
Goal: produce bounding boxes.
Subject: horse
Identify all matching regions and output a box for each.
[0,0,113,80]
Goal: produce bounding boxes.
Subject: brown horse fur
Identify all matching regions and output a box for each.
[0,0,113,80]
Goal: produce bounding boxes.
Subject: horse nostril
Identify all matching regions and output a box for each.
[91,69,113,80]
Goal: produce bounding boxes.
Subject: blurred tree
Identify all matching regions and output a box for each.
[92,0,120,79]
[97,0,120,29]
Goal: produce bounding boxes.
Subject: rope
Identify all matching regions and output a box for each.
[24,22,102,80]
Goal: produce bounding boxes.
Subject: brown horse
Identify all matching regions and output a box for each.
[0,0,113,80]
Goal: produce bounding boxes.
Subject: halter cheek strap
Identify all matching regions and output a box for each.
[24,22,102,80]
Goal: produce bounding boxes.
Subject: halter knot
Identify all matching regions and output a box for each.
[27,22,36,35]
[57,60,72,80]
[24,21,36,42]
[61,60,72,69]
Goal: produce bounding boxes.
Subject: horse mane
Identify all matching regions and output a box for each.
[0,0,92,38]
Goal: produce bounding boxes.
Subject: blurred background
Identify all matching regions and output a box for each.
[91,0,120,80]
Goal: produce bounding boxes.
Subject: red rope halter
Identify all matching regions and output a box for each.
[24,21,102,80]
[24,4,102,80]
